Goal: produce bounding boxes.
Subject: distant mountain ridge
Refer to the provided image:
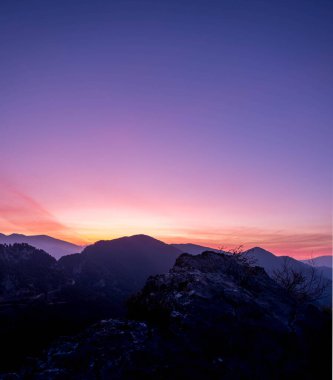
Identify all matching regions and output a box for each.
[1,233,331,303]
[2,233,331,267]
[244,247,332,281]
[302,255,332,268]
[0,233,83,259]
[243,247,332,306]
[59,234,182,304]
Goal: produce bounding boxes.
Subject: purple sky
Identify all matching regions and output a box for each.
[0,0,332,258]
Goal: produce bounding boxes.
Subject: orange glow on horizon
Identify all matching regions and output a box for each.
[2,226,330,260]
[0,179,331,260]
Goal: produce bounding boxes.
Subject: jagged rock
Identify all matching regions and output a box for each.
[127,251,331,379]
[130,251,295,328]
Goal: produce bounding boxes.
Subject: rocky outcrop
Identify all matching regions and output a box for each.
[128,251,331,379]
[130,251,295,327]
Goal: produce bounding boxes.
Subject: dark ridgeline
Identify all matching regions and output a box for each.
[0,244,66,373]
[244,247,332,280]
[0,238,331,379]
[59,234,182,299]
[0,236,181,372]
[0,243,63,299]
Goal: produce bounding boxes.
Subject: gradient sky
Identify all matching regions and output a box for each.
[1,0,332,258]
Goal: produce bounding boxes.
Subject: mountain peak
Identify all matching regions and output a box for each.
[123,234,163,242]
[248,246,268,252]
[246,247,276,256]
[83,234,181,256]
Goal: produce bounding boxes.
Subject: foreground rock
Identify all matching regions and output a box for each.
[129,252,331,378]
[8,251,331,380]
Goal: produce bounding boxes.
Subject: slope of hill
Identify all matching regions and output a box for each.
[245,247,332,280]
[0,243,63,300]
[302,255,332,268]
[244,247,332,306]
[0,244,69,371]
[0,237,182,372]
[171,243,220,255]
[59,235,182,302]
[0,233,82,259]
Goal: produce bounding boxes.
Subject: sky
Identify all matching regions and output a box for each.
[0,0,332,258]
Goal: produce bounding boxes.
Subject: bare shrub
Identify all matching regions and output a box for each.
[272,257,329,304]
[217,245,258,286]
[225,245,258,267]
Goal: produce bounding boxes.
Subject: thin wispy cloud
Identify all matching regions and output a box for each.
[0,180,84,242]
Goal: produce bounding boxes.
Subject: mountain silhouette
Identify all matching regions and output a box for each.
[0,233,82,259]
[0,243,63,300]
[59,234,182,302]
[244,247,332,306]
[302,255,332,268]
[245,247,332,281]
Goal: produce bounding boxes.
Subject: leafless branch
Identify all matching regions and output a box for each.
[272,257,329,304]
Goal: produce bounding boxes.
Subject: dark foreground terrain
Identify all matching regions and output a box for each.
[0,241,331,379]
